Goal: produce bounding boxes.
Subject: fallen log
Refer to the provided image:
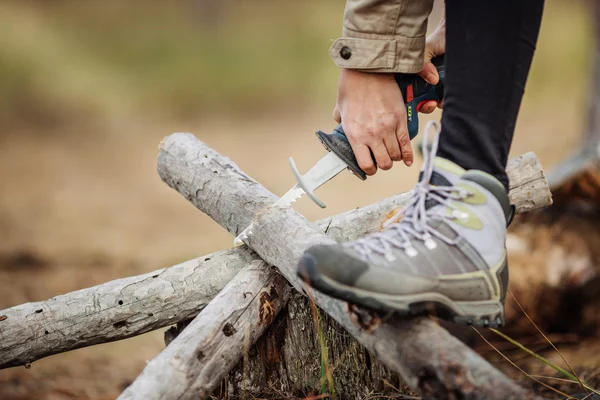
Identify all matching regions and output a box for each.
[0,136,549,384]
[119,133,551,399]
[0,165,442,370]
[0,248,255,369]
[120,260,293,400]
[0,174,431,370]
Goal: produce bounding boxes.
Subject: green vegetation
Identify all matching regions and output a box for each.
[0,1,593,131]
[0,1,342,128]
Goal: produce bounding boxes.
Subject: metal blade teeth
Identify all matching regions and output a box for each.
[286,194,302,205]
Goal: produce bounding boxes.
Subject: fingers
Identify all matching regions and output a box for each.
[417,62,439,85]
[383,133,402,163]
[347,132,391,175]
[379,114,401,165]
[352,143,377,176]
[396,123,413,167]
[346,125,410,174]
[419,101,438,114]
[371,141,393,171]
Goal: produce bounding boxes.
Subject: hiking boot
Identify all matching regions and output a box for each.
[297,121,513,328]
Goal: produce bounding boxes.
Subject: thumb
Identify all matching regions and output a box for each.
[418,61,439,85]
[417,22,445,86]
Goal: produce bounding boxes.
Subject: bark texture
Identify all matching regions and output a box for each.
[0,249,255,369]
[506,152,553,212]
[0,170,419,370]
[222,291,405,398]
[0,164,419,370]
[124,133,551,400]
[119,261,293,400]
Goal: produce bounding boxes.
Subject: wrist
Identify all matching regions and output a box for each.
[340,69,395,79]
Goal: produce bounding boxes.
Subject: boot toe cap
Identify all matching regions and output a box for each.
[297,244,368,286]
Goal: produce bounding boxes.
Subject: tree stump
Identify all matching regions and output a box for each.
[220,292,409,399]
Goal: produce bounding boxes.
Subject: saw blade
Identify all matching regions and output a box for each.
[273,152,347,207]
[233,184,305,246]
[293,151,348,198]
[233,151,348,246]
[273,184,305,207]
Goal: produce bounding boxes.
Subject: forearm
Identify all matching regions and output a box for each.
[330,0,434,73]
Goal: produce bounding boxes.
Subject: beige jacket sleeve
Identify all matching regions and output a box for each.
[330,0,434,73]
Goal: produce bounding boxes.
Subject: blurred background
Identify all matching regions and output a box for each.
[0,0,595,399]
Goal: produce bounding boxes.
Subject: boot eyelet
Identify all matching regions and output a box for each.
[424,239,437,250]
[452,209,469,221]
[405,247,418,257]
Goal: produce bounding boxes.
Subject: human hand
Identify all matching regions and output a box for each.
[417,12,446,114]
[333,69,412,176]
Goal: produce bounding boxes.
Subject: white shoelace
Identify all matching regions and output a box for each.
[346,121,473,262]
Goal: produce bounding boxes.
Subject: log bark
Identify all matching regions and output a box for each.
[120,133,550,400]
[119,260,293,400]
[0,172,430,370]
[0,248,256,369]
[0,167,442,370]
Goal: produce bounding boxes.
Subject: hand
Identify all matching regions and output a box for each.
[417,12,446,114]
[333,69,412,176]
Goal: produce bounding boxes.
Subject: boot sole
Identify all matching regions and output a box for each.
[298,255,505,328]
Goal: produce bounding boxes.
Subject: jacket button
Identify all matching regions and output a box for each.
[339,46,352,60]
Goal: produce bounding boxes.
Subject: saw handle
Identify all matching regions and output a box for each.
[315,55,445,181]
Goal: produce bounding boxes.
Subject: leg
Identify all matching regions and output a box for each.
[298,1,545,327]
[438,0,544,191]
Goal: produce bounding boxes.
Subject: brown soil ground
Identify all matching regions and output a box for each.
[0,96,596,399]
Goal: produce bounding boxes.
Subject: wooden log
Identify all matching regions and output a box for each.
[0,248,256,369]
[0,169,426,370]
[119,133,550,400]
[0,170,432,370]
[244,208,542,400]
[156,133,549,233]
[0,130,549,378]
[120,261,293,400]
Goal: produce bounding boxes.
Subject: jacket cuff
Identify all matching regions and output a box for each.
[329,29,425,74]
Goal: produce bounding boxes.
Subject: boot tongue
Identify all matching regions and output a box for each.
[431,157,466,184]
[418,157,466,187]
[417,157,466,209]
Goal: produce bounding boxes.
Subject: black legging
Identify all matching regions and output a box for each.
[437,0,544,191]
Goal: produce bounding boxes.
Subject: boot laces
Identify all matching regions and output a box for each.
[346,121,473,262]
